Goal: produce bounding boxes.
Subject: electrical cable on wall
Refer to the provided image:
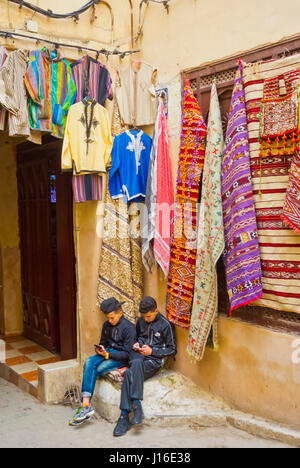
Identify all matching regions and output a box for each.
[0,29,140,58]
[7,0,103,21]
[137,0,170,49]
[2,0,172,58]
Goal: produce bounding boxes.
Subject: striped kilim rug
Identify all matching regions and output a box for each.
[187,83,224,361]
[222,63,263,313]
[242,54,300,314]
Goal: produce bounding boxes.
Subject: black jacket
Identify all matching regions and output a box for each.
[100,315,136,362]
[136,312,177,359]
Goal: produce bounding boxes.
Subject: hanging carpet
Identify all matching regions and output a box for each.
[97,96,143,324]
[242,55,300,314]
[187,82,224,361]
[222,62,263,313]
[166,80,207,329]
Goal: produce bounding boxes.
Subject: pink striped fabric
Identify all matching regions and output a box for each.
[153,98,174,277]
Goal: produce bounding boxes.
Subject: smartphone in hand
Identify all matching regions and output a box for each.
[94,344,104,352]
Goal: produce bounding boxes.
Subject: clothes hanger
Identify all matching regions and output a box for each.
[82,81,94,104]
[83,94,93,104]
[130,123,140,131]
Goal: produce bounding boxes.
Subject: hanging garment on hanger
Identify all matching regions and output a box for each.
[242,56,300,315]
[61,100,112,174]
[142,98,174,277]
[187,82,224,362]
[109,129,152,202]
[116,61,157,126]
[166,80,207,329]
[71,55,113,106]
[0,47,8,131]
[142,102,159,274]
[24,48,77,138]
[0,49,31,137]
[222,62,263,313]
[111,74,129,138]
[97,96,143,325]
[72,173,103,203]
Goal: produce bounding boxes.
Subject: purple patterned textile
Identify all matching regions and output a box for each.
[221,62,263,313]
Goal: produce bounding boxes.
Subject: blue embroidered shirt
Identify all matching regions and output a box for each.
[109,130,152,202]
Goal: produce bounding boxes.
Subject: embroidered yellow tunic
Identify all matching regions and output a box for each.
[61,101,113,175]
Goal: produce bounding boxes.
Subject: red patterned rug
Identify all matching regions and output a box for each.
[166,80,207,328]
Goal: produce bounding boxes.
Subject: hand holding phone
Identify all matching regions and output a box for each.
[95,344,105,352]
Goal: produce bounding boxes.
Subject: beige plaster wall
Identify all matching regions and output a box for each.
[137,0,300,427]
[74,195,104,361]
[1,0,300,427]
[0,143,23,335]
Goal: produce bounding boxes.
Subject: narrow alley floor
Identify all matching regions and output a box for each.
[0,378,293,449]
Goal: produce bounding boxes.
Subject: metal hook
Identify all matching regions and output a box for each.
[282,47,290,58]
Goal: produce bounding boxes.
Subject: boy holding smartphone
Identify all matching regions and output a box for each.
[113,296,177,437]
[69,297,136,426]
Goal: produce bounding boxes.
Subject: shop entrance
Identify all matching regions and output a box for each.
[16,137,77,360]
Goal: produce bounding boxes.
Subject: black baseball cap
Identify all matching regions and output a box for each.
[100,297,125,314]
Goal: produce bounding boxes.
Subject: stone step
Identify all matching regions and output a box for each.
[92,369,300,447]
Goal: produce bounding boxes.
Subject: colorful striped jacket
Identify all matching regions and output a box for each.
[24,49,77,138]
[0,49,30,137]
[71,55,113,106]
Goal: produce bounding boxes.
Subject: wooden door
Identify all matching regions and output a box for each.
[17,139,77,358]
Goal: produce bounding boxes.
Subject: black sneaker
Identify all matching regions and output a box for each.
[113,413,130,437]
[131,400,143,425]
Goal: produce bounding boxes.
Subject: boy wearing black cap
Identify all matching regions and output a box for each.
[69,297,136,426]
[113,296,177,437]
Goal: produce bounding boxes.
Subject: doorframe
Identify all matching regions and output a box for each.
[16,136,77,360]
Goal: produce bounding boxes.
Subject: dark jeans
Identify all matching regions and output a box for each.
[82,349,127,398]
[120,351,162,411]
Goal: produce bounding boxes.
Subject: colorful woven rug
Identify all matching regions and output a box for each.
[242,55,300,314]
[222,63,263,313]
[282,151,300,235]
[187,83,224,361]
[259,70,300,158]
[97,183,143,324]
[166,80,207,329]
[97,97,143,324]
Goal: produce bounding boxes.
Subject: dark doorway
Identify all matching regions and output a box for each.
[17,137,77,360]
